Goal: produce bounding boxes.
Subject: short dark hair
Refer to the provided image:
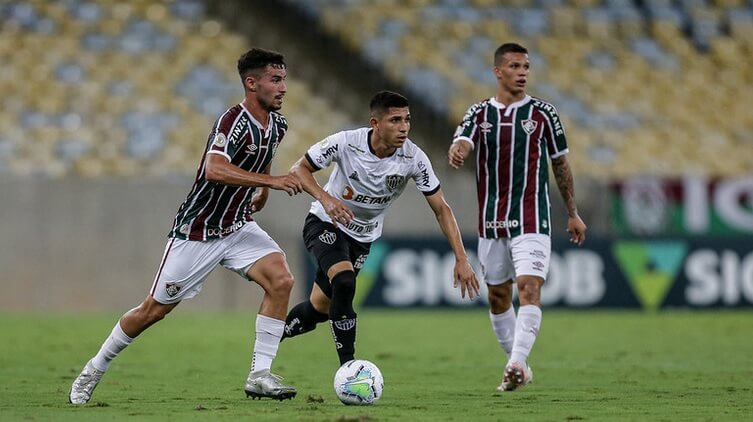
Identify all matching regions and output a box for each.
[237,48,286,81]
[494,43,528,66]
[369,90,409,117]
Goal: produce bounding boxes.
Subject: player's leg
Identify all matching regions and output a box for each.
[70,236,215,404]
[223,222,296,400]
[488,282,516,358]
[291,213,361,365]
[69,297,179,405]
[245,252,294,374]
[282,270,329,339]
[505,234,550,390]
[326,261,358,365]
[478,237,518,391]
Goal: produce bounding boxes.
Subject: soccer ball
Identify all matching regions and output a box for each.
[333,359,384,405]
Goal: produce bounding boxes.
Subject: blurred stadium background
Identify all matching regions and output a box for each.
[2,0,752,312]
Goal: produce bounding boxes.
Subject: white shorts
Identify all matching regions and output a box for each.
[477,234,551,286]
[150,222,283,304]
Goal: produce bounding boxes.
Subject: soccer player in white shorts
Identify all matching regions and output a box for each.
[150,222,284,304]
[449,42,587,391]
[69,48,303,405]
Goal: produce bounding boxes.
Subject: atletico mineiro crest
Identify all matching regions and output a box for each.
[318,230,336,245]
[385,175,403,192]
[521,119,537,135]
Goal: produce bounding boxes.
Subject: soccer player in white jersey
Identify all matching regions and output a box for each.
[69,48,304,404]
[281,91,480,366]
[448,43,587,391]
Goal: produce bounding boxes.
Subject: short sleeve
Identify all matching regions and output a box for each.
[412,148,441,196]
[541,104,569,159]
[305,132,345,170]
[452,102,484,149]
[208,110,249,160]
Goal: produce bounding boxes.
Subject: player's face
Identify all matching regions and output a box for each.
[494,52,529,96]
[247,64,287,111]
[372,107,410,149]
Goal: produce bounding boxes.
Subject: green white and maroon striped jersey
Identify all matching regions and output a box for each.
[169,103,287,241]
[452,95,568,239]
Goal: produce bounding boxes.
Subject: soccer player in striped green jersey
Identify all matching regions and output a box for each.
[448,43,587,391]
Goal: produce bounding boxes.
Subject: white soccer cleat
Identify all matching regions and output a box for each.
[244,369,297,401]
[497,362,533,392]
[68,360,105,404]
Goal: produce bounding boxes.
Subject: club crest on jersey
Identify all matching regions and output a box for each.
[479,121,493,133]
[246,143,258,154]
[213,133,227,147]
[319,230,336,245]
[521,119,538,134]
[165,282,181,298]
[385,174,403,191]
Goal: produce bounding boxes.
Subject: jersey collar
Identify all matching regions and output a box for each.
[490,95,531,117]
[240,102,273,136]
[366,128,398,159]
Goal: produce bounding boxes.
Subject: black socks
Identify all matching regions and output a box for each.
[283,300,328,340]
[329,270,357,365]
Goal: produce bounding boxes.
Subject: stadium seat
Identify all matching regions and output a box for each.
[2,0,354,177]
[282,0,753,178]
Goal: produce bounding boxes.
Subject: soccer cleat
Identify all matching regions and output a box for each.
[68,360,105,404]
[497,362,533,392]
[244,369,297,401]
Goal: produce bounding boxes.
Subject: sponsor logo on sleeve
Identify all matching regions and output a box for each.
[416,162,430,188]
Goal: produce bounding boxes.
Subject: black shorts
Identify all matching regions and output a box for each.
[302,213,372,298]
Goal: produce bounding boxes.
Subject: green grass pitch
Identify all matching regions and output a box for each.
[1,310,752,421]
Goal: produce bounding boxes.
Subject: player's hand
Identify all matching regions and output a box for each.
[248,189,268,214]
[448,143,467,169]
[270,174,303,196]
[322,196,354,227]
[566,214,587,246]
[453,258,480,300]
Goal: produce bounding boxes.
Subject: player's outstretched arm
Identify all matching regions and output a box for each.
[448,139,472,169]
[424,189,480,299]
[205,154,302,196]
[289,156,353,226]
[551,155,587,245]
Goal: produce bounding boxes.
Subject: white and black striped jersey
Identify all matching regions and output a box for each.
[306,127,440,243]
[169,103,287,241]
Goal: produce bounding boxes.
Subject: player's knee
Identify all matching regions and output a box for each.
[331,270,356,298]
[488,292,512,313]
[138,302,172,325]
[517,276,543,305]
[269,272,295,298]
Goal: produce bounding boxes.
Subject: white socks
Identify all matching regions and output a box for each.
[489,307,517,359]
[91,321,134,372]
[510,305,542,365]
[251,314,285,374]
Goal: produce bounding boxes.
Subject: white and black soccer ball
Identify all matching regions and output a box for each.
[333,359,384,405]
